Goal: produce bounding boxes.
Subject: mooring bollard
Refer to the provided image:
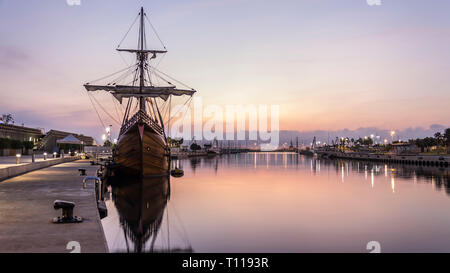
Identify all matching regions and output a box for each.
[52,200,83,223]
[16,154,21,164]
[78,169,86,176]
[31,151,35,163]
[43,152,47,160]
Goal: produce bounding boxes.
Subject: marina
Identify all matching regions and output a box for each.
[1,0,450,262]
[101,152,450,253]
[0,147,449,253]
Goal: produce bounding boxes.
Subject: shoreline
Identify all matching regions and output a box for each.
[316,151,449,168]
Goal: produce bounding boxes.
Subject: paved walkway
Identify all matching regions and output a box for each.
[0,155,65,169]
[0,160,108,253]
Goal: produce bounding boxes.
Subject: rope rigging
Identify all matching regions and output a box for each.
[145,13,167,50]
[117,13,140,49]
[84,7,196,138]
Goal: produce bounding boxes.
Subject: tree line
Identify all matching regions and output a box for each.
[414,128,450,153]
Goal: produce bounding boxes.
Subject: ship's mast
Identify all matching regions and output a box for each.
[84,7,196,135]
[138,7,146,112]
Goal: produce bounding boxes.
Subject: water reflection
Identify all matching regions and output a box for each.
[182,153,450,196]
[106,176,192,253]
[102,153,450,253]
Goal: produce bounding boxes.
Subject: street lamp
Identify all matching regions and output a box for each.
[16,154,21,164]
[390,131,396,143]
[43,152,47,160]
[106,125,112,142]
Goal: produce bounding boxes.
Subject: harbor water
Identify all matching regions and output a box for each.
[101,152,450,253]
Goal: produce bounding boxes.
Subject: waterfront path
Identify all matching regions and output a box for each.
[0,160,108,253]
[0,155,62,169]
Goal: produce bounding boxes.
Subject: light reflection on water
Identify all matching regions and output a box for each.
[101,152,450,253]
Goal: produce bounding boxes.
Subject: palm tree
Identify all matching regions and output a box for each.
[434,132,444,155]
[444,128,450,155]
[415,138,425,153]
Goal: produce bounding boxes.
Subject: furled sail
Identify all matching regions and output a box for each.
[84,84,195,103]
[116,49,167,54]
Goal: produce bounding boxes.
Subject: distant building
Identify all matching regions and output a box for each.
[392,142,420,155]
[0,123,44,144]
[84,145,112,155]
[37,129,96,153]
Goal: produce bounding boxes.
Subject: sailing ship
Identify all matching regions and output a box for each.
[84,7,196,177]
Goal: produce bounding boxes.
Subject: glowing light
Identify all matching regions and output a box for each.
[391,177,395,193]
[371,169,374,188]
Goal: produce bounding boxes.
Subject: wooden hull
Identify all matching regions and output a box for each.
[114,122,169,177]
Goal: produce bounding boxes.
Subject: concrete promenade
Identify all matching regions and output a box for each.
[0,160,108,253]
[0,156,80,181]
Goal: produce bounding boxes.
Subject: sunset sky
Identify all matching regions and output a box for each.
[0,0,449,141]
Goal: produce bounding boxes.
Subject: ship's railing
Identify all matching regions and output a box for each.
[120,110,163,136]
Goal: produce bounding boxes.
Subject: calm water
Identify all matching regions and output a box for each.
[101,152,450,253]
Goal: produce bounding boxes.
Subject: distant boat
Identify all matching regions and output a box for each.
[84,7,196,177]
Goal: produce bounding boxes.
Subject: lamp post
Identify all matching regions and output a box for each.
[105,126,110,140]
[43,152,47,160]
[390,131,396,143]
[105,125,112,142]
[16,154,21,164]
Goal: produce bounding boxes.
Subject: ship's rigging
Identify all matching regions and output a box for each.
[84,7,195,139]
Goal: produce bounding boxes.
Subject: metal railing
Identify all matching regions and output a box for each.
[120,110,163,136]
[82,176,103,201]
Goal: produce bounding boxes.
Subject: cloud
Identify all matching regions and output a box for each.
[0,45,30,69]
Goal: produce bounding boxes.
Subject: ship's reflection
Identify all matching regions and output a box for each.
[107,176,192,253]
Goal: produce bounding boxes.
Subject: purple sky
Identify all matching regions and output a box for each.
[0,0,449,142]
